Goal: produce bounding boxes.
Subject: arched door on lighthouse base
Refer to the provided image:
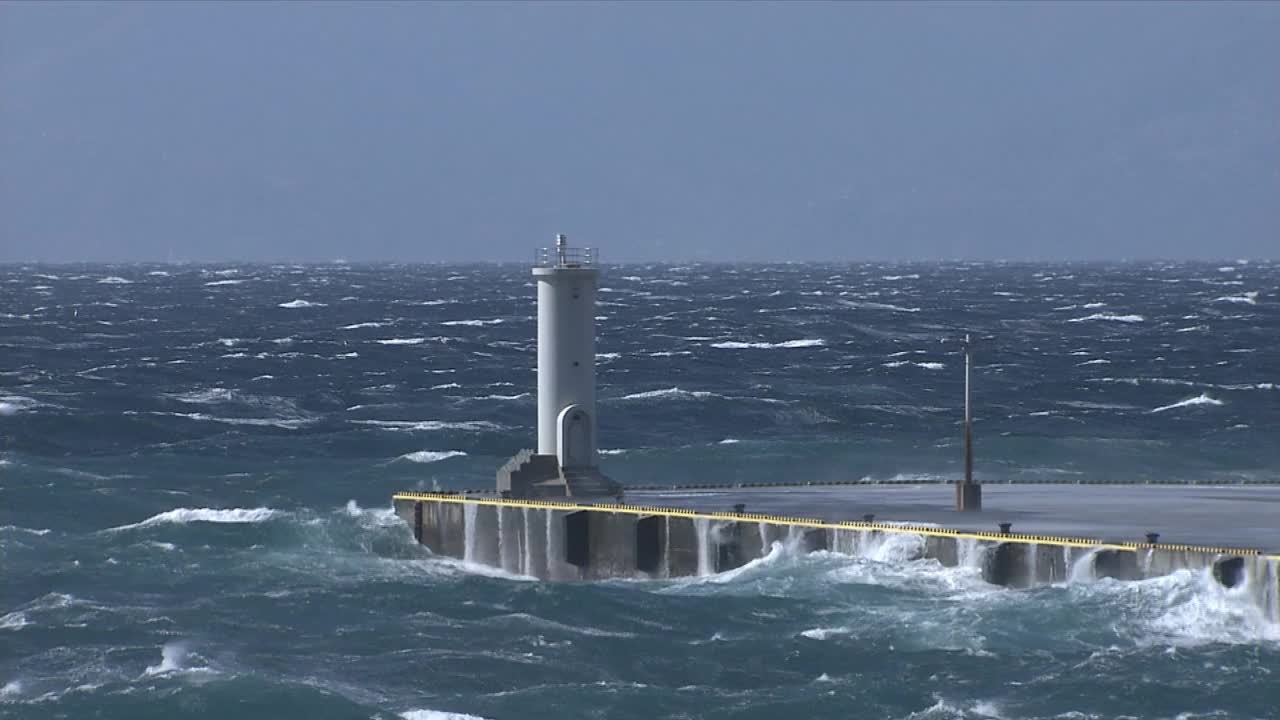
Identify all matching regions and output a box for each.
[556,404,593,468]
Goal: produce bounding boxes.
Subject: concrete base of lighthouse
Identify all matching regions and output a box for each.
[496,449,622,500]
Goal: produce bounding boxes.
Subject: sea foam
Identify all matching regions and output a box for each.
[110,507,281,531]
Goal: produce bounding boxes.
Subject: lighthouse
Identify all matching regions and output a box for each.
[496,234,621,499]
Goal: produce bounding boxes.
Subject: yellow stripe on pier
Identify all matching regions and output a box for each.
[393,492,1276,559]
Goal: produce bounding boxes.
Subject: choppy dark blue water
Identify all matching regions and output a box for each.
[2,262,1278,719]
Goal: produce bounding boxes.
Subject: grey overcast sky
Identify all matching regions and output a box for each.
[1,1,1277,263]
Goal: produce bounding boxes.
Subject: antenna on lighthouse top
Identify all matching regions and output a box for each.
[537,234,595,268]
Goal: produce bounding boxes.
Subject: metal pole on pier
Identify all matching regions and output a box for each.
[956,333,982,511]
[965,333,973,486]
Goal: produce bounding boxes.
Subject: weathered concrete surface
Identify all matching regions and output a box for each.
[626,485,1280,553]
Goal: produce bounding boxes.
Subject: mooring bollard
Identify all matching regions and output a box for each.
[733,503,746,514]
[863,514,875,523]
[999,522,1013,534]
[1145,532,1160,544]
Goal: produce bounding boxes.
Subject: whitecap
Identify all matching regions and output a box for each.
[710,338,825,349]
[1214,291,1260,305]
[1067,313,1145,323]
[1150,393,1224,413]
[0,612,30,631]
[401,710,492,720]
[109,507,280,532]
[96,276,133,285]
[618,387,718,401]
[352,419,503,432]
[398,450,467,464]
[1,526,52,536]
[278,299,326,308]
[143,641,212,676]
[204,279,246,286]
[841,300,921,313]
[342,500,401,527]
[441,318,505,326]
[0,395,40,416]
[377,338,428,345]
[148,411,311,429]
[883,361,945,370]
[342,321,392,330]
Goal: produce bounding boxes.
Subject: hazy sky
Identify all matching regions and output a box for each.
[2,1,1277,263]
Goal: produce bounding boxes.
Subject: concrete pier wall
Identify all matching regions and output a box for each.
[391,495,1280,624]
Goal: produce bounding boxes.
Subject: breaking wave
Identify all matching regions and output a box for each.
[883,361,946,370]
[1067,313,1145,323]
[398,450,468,464]
[401,710,492,720]
[1150,393,1224,413]
[352,419,504,432]
[109,507,281,531]
[142,641,213,676]
[618,387,718,401]
[441,318,505,327]
[0,395,40,416]
[710,338,826,349]
[1213,291,1259,305]
[145,411,313,429]
[342,321,393,330]
[278,299,326,308]
[377,337,429,345]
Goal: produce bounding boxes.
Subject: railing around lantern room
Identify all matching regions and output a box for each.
[535,246,596,268]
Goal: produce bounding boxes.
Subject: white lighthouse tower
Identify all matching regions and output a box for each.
[496,234,620,499]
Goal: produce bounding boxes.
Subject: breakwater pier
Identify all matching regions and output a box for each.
[392,484,1280,624]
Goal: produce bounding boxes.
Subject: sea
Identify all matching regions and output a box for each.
[2,261,1278,719]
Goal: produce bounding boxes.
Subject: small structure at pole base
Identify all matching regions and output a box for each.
[957,481,982,512]
[497,234,621,500]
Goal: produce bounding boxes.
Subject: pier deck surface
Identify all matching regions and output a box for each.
[620,484,1280,553]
